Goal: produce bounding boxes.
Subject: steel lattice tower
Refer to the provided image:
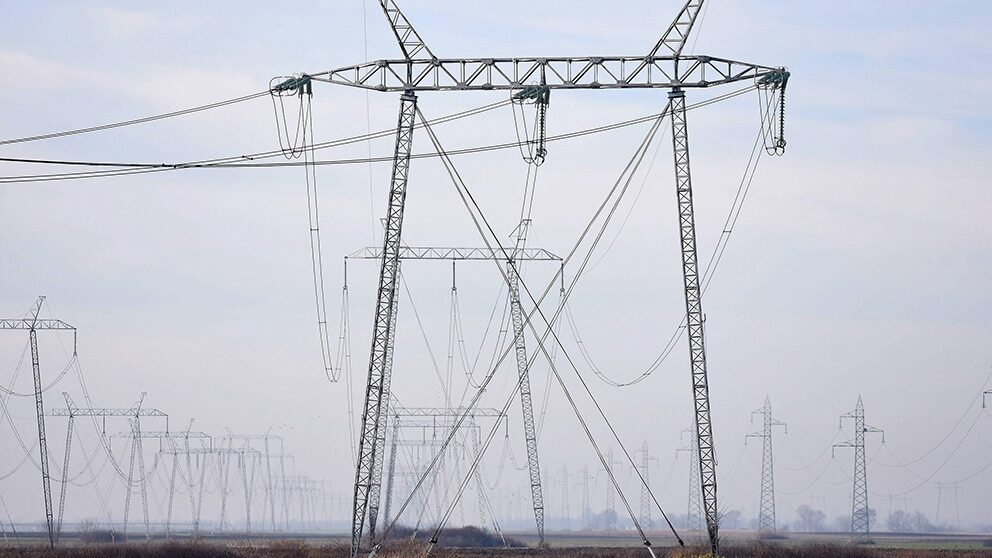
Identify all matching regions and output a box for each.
[834,396,883,541]
[677,429,702,530]
[745,396,786,532]
[1,298,75,547]
[636,442,659,529]
[309,2,790,555]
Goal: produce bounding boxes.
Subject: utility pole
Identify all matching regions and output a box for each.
[635,442,659,529]
[677,429,702,531]
[0,297,75,547]
[745,396,786,533]
[833,396,884,542]
[303,2,790,555]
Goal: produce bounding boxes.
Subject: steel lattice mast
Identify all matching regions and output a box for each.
[49,393,168,541]
[677,428,702,531]
[745,396,786,532]
[0,297,75,547]
[346,242,561,544]
[636,442,659,529]
[294,2,789,555]
[833,396,883,542]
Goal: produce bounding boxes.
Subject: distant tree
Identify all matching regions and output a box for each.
[832,515,851,533]
[719,510,743,530]
[796,505,826,532]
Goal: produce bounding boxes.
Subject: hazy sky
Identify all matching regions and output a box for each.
[1,0,991,535]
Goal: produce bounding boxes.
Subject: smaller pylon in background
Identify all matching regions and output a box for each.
[982,389,992,408]
[833,396,884,542]
[635,442,659,529]
[575,465,593,529]
[676,428,702,531]
[745,396,786,533]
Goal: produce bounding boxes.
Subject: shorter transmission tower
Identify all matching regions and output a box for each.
[635,442,659,529]
[934,482,961,526]
[575,465,593,529]
[833,396,883,542]
[0,297,75,547]
[983,389,992,408]
[50,393,167,541]
[745,396,786,533]
[676,429,702,531]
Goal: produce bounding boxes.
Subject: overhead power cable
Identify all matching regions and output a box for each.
[0,86,756,184]
[0,91,271,146]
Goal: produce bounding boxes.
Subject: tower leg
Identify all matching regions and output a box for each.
[351,91,418,558]
[29,330,55,547]
[381,421,400,528]
[56,415,73,544]
[507,264,545,543]
[368,284,400,541]
[669,89,719,556]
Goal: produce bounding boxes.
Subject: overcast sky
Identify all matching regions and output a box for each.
[1,0,991,536]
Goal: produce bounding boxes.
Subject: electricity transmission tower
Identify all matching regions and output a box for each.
[636,442,660,529]
[380,406,503,533]
[557,464,571,530]
[598,449,622,530]
[833,396,884,542]
[345,243,561,545]
[113,428,213,537]
[575,465,593,529]
[745,396,786,533]
[677,429,702,531]
[983,389,991,408]
[295,2,787,555]
[934,482,961,526]
[0,297,75,546]
[49,393,168,540]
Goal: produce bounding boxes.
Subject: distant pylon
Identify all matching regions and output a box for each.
[745,396,786,532]
[833,396,884,541]
[598,448,621,530]
[677,428,702,530]
[636,442,659,529]
[576,465,592,529]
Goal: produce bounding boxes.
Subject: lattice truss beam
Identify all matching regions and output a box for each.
[316,56,779,92]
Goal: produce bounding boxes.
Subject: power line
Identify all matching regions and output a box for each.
[0,86,755,185]
[0,91,271,146]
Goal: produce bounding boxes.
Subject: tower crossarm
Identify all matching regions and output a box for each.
[0,319,76,330]
[314,55,781,93]
[391,406,503,418]
[47,407,166,417]
[109,431,210,440]
[347,246,561,261]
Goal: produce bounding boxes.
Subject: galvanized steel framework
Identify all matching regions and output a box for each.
[0,297,75,547]
[314,1,788,555]
[745,396,786,532]
[834,396,883,541]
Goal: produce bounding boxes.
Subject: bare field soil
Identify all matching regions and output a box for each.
[0,541,991,558]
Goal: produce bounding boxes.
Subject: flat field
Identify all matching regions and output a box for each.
[1,539,991,558]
